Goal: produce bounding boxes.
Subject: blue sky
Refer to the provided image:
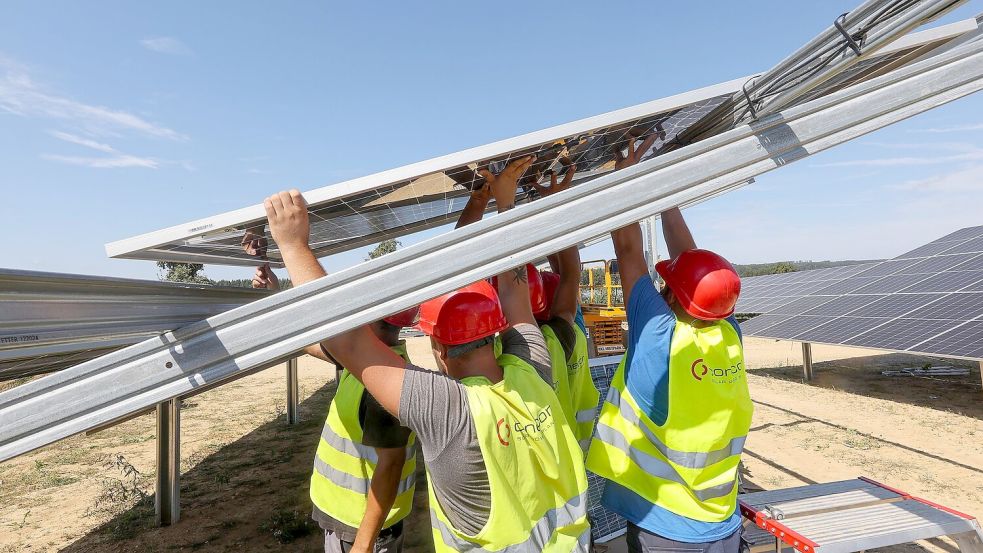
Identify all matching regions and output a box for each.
[2,1,982,283]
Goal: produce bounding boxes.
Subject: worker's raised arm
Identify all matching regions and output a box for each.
[610,136,657,305]
[265,190,406,416]
[455,182,492,228]
[661,207,697,259]
[479,155,537,326]
[531,165,580,323]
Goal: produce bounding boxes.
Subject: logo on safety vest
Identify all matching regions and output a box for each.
[497,406,555,445]
[496,418,511,446]
[691,358,744,384]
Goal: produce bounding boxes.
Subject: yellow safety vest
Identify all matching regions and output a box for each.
[541,324,599,456]
[586,315,752,522]
[429,353,591,552]
[310,342,416,529]
[569,326,599,454]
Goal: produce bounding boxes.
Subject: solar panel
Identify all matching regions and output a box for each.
[797,316,889,343]
[105,20,979,268]
[801,295,886,317]
[843,318,964,350]
[741,225,983,360]
[734,263,878,314]
[913,321,983,359]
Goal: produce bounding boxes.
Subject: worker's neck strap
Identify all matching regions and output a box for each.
[447,335,495,358]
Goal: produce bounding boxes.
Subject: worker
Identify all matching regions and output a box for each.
[460,162,600,455]
[251,266,417,553]
[586,136,751,553]
[263,155,590,551]
[529,165,600,454]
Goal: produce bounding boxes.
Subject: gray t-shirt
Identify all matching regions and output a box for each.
[398,323,552,536]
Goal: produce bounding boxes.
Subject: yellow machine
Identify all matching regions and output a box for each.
[579,259,627,357]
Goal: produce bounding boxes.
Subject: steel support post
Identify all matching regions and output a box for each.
[802,342,815,381]
[286,357,300,425]
[155,398,180,526]
[644,215,660,279]
[4,38,983,463]
[979,361,983,397]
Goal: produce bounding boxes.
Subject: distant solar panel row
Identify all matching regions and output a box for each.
[741,225,983,361]
[735,263,879,314]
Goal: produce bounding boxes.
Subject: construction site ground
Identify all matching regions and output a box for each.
[1,337,981,553]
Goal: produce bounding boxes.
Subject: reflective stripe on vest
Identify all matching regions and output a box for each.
[310,342,416,529]
[570,327,599,449]
[585,315,752,522]
[605,386,746,469]
[430,492,590,553]
[314,455,417,496]
[427,353,590,552]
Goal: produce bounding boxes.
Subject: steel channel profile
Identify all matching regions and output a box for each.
[0,269,268,380]
[757,0,967,117]
[687,0,967,139]
[3,38,983,463]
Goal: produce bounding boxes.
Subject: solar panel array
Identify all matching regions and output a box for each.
[586,356,627,542]
[736,263,879,314]
[742,226,983,360]
[106,24,974,267]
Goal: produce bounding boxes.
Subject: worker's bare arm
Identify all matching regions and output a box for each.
[352,446,406,553]
[609,136,658,305]
[480,156,538,327]
[532,165,580,323]
[661,207,697,259]
[611,223,649,307]
[455,182,492,228]
[265,190,406,416]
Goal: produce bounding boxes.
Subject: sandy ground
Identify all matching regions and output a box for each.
[1,337,981,552]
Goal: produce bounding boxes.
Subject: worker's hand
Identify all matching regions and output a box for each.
[531,163,577,198]
[264,189,310,254]
[478,155,535,213]
[470,181,493,205]
[240,225,268,258]
[614,134,658,170]
[252,263,280,291]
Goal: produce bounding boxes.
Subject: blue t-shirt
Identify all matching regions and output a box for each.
[600,276,743,543]
[574,305,588,336]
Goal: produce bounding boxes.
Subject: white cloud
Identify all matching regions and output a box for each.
[41,153,159,169]
[45,130,159,169]
[47,130,117,153]
[0,55,187,140]
[140,37,192,56]
[890,164,983,192]
[813,148,983,168]
[916,123,983,133]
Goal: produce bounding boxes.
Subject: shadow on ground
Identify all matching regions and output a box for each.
[750,352,983,420]
[59,380,436,553]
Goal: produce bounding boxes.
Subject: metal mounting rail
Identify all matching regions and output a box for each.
[0,269,268,380]
[682,0,969,139]
[2,38,983,462]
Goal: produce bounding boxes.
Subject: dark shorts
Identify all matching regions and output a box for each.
[626,523,742,553]
[323,521,404,553]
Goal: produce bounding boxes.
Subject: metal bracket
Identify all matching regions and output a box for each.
[742,77,760,120]
[835,13,863,56]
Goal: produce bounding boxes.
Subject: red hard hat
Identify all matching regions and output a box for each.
[655,249,741,321]
[417,281,508,345]
[536,271,560,321]
[382,306,420,328]
[492,264,547,316]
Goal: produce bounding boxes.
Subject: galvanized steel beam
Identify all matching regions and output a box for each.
[2,38,983,462]
[0,269,267,380]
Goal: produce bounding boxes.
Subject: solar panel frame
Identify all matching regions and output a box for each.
[105,22,980,268]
